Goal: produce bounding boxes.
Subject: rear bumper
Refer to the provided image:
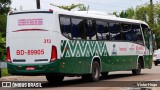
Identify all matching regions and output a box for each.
[7,61,60,75]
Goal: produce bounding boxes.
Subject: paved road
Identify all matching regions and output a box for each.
[1,64,160,90]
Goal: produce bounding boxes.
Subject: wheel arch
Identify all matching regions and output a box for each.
[90,56,102,73]
[137,55,144,69]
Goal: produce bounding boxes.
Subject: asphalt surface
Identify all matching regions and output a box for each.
[1,64,160,90]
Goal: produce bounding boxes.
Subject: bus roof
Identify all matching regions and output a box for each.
[8,9,53,15]
[56,10,149,26]
[9,9,149,27]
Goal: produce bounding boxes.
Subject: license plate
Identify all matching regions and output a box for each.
[26,66,35,70]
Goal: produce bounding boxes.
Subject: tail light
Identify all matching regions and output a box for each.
[50,45,57,62]
[6,47,12,63]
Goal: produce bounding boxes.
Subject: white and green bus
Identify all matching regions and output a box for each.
[6,9,153,82]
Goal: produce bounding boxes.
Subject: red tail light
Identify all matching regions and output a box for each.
[6,47,12,63]
[50,45,57,62]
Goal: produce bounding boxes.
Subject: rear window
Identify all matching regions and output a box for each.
[7,12,53,32]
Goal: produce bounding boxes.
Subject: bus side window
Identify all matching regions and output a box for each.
[71,18,83,39]
[121,23,132,41]
[132,24,143,45]
[86,19,97,40]
[109,22,121,40]
[60,16,71,39]
[141,24,150,49]
[96,20,109,40]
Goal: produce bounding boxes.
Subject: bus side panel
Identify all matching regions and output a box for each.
[59,41,141,74]
[60,40,93,74]
[105,42,144,71]
[144,55,152,68]
[60,40,109,74]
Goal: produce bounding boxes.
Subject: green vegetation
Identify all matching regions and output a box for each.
[50,4,79,11]
[50,3,89,11]
[0,0,11,61]
[78,4,89,11]
[1,68,9,77]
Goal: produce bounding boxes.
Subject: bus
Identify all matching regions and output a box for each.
[6,9,153,82]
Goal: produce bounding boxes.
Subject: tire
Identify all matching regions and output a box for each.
[82,61,100,82]
[101,72,109,78]
[46,74,64,83]
[154,61,158,66]
[132,59,141,75]
[91,61,100,81]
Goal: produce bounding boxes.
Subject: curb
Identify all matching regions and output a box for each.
[0,76,24,81]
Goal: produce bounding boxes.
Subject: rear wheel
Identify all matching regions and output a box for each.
[132,59,141,75]
[82,61,100,82]
[46,74,64,83]
[91,61,100,81]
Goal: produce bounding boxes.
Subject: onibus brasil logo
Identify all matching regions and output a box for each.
[1,82,42,88]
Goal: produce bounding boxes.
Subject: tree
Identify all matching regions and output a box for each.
[0,33,5,60]
[50,4,79,11]
[125,8,135,19]
[119,10,128,18]
[135,4,149,23]
[0,0,11,14]
[0,0,11,61]
[50,3,89,11]
[78,4,89,11]
[113,8,135,19]
[113,11,119,17]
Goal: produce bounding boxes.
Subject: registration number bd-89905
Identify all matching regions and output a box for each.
[16,49,44,55]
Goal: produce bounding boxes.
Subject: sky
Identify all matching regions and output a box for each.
[11,0,160,13]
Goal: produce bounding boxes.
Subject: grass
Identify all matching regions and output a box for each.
[1,68,10,77]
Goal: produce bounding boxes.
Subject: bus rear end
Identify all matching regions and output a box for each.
[6,10,59,75]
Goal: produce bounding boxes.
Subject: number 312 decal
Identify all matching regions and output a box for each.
[44,39,51,43]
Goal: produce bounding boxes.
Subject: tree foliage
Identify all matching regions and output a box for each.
[0,0,11,61]
[113,8,135,19]
[0,0,11,14]
[78,4,89,11]
[51,3,89,11]
[50,4,79,11]
[0,33,5,60]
